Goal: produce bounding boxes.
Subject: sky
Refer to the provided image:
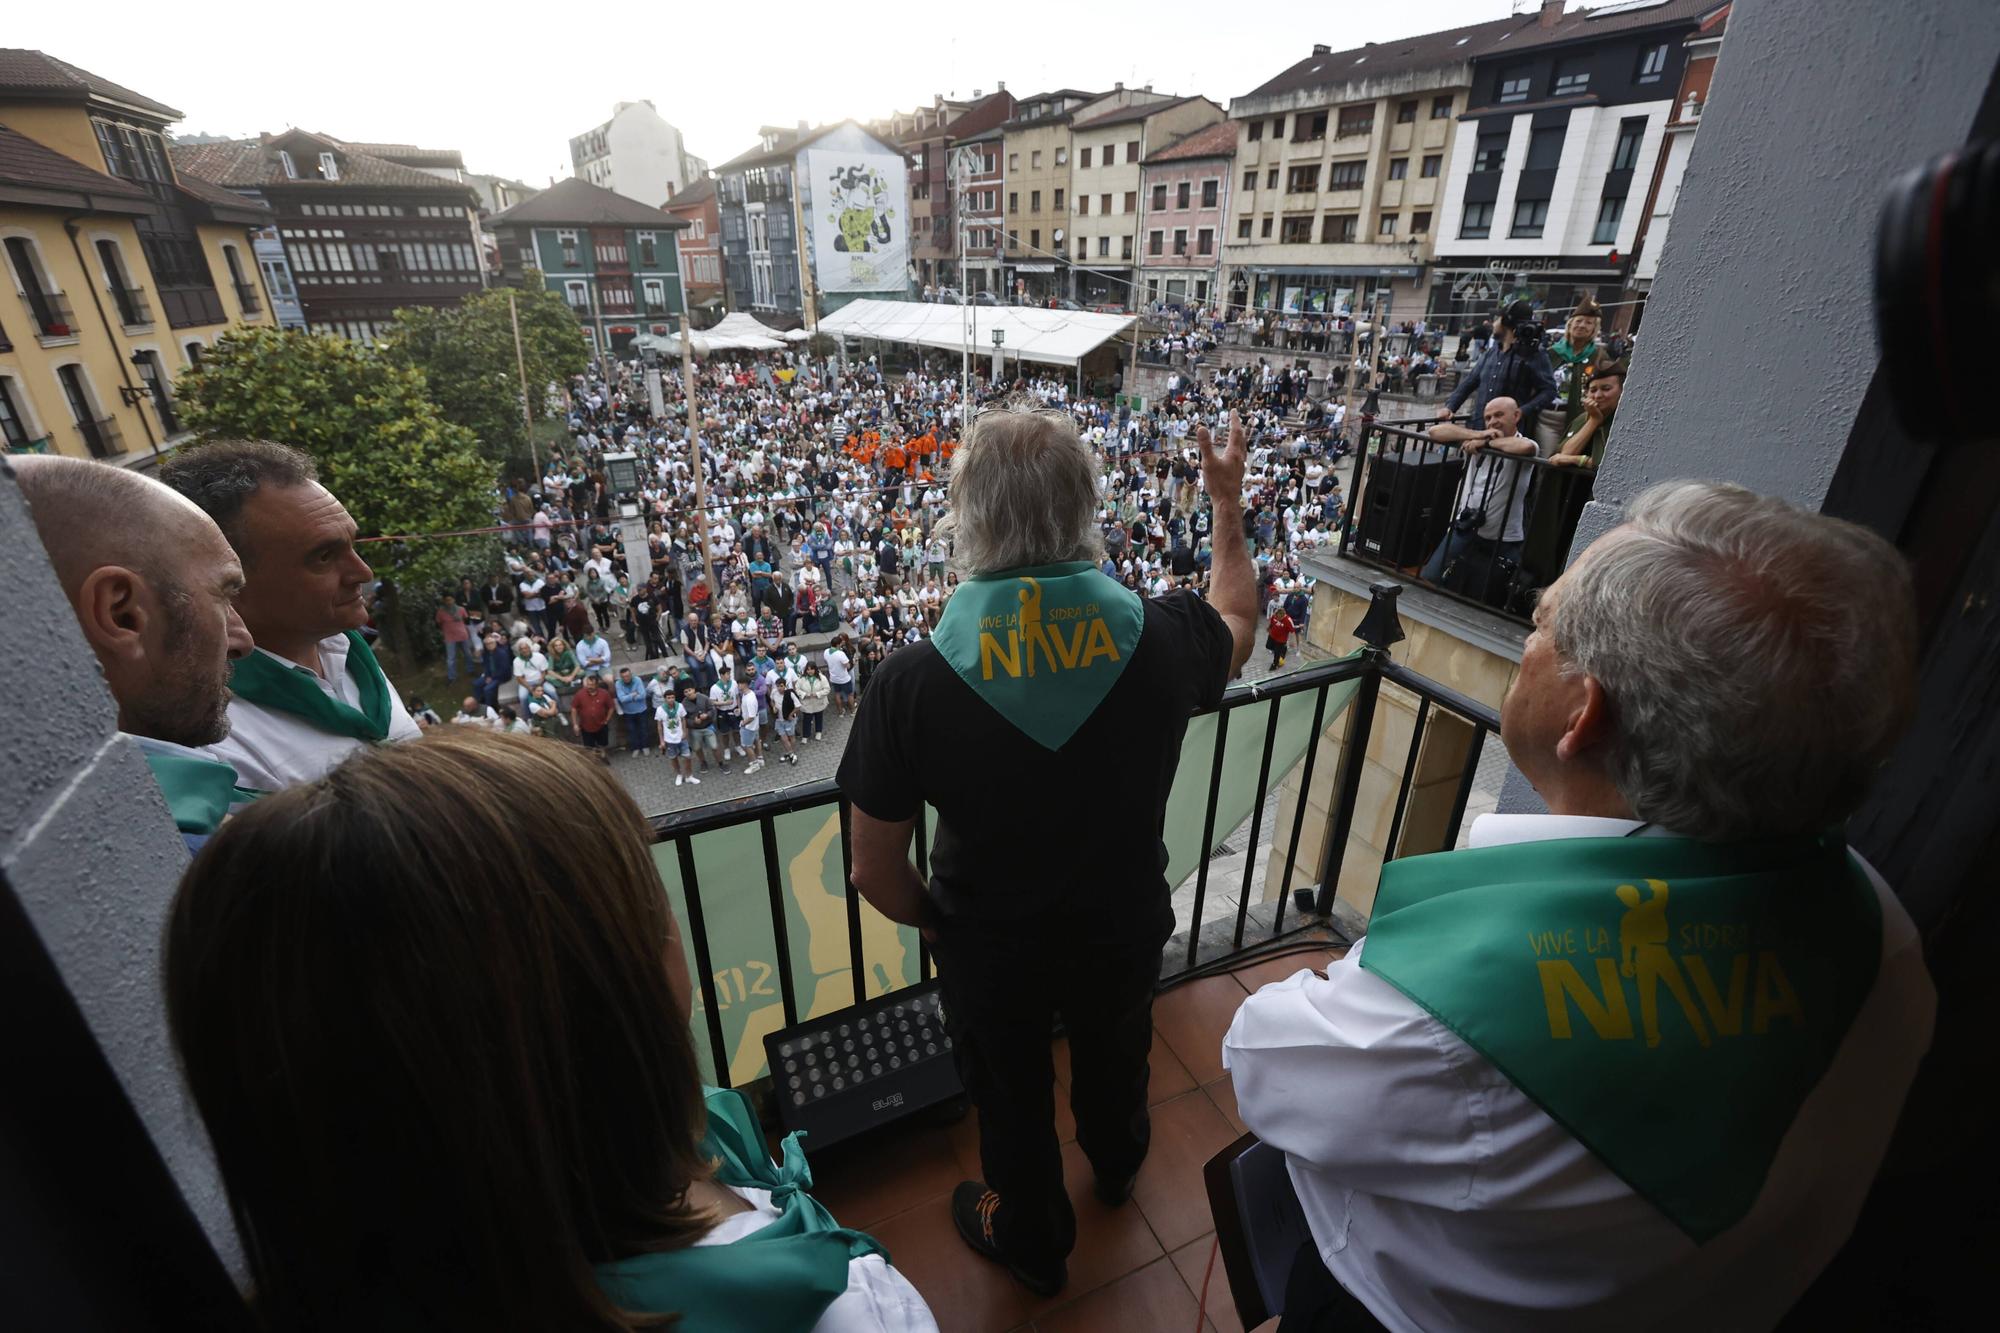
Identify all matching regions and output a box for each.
[19,0,1514,185]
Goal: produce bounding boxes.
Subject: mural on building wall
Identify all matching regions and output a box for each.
[806,150,908,293]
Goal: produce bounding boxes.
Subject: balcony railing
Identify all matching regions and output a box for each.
[1337,415,1596,625]
[78,415,124,459]
[21,287,76,340]
[233,281,261,316]
[652,597,1496,1091]
[109,283,154,327]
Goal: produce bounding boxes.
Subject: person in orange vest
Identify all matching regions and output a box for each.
[884,442,907,473]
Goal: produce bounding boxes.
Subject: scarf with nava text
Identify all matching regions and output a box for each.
[930,562,1143,750]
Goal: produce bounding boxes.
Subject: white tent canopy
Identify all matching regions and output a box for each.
[636,312,790,356]
[817,299,1135,368]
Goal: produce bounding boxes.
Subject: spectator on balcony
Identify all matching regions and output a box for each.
[1440,300,1558,433]
[166,731,938,1333]
[1225,481,1930,1333]
[838,403,1256,1297]
[1419,396,1544,599]
[160,440,422,794]
[14,456,257,851]
[1549,363,1625,471]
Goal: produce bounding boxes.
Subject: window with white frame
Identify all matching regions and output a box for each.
[564,279,588,309]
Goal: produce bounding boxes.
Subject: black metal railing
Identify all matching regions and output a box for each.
[1336,414,1596,624]
[79,415,124,459]
[233,281,261,316]
[650,585,1501,1090]
[110,282,153,327]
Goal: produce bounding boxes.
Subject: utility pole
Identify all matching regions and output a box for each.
[676,314,720,596]
[508,289,540,476]
[1342,293,1385,445]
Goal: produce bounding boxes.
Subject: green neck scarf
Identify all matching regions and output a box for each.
[1549,336,1599,367]
[595,1087,885,1332]
[1359,831,1880,1242]
[227,632,395,744]
[141,748,255,835]
[930,561,1144,751]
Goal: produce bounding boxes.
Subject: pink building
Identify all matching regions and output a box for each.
[1137,121,1237,308]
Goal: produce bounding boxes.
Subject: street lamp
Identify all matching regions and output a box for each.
[991,327,1005,386]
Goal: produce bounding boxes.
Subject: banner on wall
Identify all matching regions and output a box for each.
[806,149,909,293]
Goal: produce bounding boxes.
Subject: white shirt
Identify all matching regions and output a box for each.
[205,635,422,792]
[825,648,853,684]
[1223,813,1934,1333]
[692,1176,932,1320]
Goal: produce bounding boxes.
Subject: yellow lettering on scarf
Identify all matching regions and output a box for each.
[1079,617,1121,667]
[1539,958,1634,1040]
[1751,951,1804,1033]
[1682,953,1750,1037]
[1050,621,1086,670]
[979,631,1019,680]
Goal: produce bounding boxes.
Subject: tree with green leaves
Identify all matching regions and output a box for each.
[380,274,588,476]
[175,325,502,658]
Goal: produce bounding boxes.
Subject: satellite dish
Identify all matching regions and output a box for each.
[1053,228,1066,244]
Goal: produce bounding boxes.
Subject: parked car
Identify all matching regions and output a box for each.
[972,291,1002,306]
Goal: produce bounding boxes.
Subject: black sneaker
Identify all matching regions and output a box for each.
[949,1181,1066,1298]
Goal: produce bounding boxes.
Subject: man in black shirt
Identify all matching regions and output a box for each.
[839,406,1255,1296]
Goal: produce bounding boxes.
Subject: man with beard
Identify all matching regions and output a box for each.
[14,456,256,850]
[162,440,421,792]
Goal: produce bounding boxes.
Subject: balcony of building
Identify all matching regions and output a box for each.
[636,609,1504,1330]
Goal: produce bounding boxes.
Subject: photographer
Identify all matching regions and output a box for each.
[1421,396,1544,598]
[1438,299,1558,434]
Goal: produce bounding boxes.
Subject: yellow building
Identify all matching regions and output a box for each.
[0,51,273,464]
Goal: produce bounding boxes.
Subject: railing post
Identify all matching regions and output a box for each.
[1299,582,1405,921]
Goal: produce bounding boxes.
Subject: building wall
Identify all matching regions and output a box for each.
[2,211,209,460]
[0,102,102,171]
[1002,121,1074,269]
[666,193,725,311]
[607,104,688,206]
[1221,76,1468,321]
[0,464,241,1269]
[1138,154,1232,298]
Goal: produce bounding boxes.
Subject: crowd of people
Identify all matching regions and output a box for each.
[419,336,1358,790]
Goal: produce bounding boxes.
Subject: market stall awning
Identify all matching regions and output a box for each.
[817,298,1135,368]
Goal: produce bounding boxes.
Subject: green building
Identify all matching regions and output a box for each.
[491,177,688,356]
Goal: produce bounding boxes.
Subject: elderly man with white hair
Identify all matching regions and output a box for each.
[838,402,1259,1296]
[1225,481,1935,1332]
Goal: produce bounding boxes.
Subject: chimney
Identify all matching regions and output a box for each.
[973,88,982,98]
[1538,0,1565,29]
[997,80,1006,92]
[1312,43,1330,56]
[797,119,810,132]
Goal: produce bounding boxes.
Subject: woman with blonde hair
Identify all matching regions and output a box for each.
[166,730,935,1332]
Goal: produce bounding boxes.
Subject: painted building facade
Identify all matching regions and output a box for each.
[663,177,724,324]
[173,130,486,344]
[1222,18,1509,324]
[1429,0,1714,327]
[0,50,273,464]
[1069,95,1223,308]
[1138,120,1237,309]
[492,177,688,355]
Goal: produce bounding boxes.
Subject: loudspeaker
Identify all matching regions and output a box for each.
[1358,451,1463,567]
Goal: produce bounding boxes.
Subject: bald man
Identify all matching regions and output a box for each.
[1419,395,1545,602]
[12,455,255,849]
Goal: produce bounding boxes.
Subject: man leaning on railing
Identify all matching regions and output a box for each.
[1419,395,1544,593]
[1224,481,1934,1331]
[837,402,1258,1297]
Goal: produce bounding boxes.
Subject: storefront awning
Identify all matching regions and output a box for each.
[1012,262,1058,273]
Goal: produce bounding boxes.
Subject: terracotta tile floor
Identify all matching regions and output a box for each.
[803,940,1347,1332]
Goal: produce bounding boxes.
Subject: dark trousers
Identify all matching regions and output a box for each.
[935,908,1171,1268]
